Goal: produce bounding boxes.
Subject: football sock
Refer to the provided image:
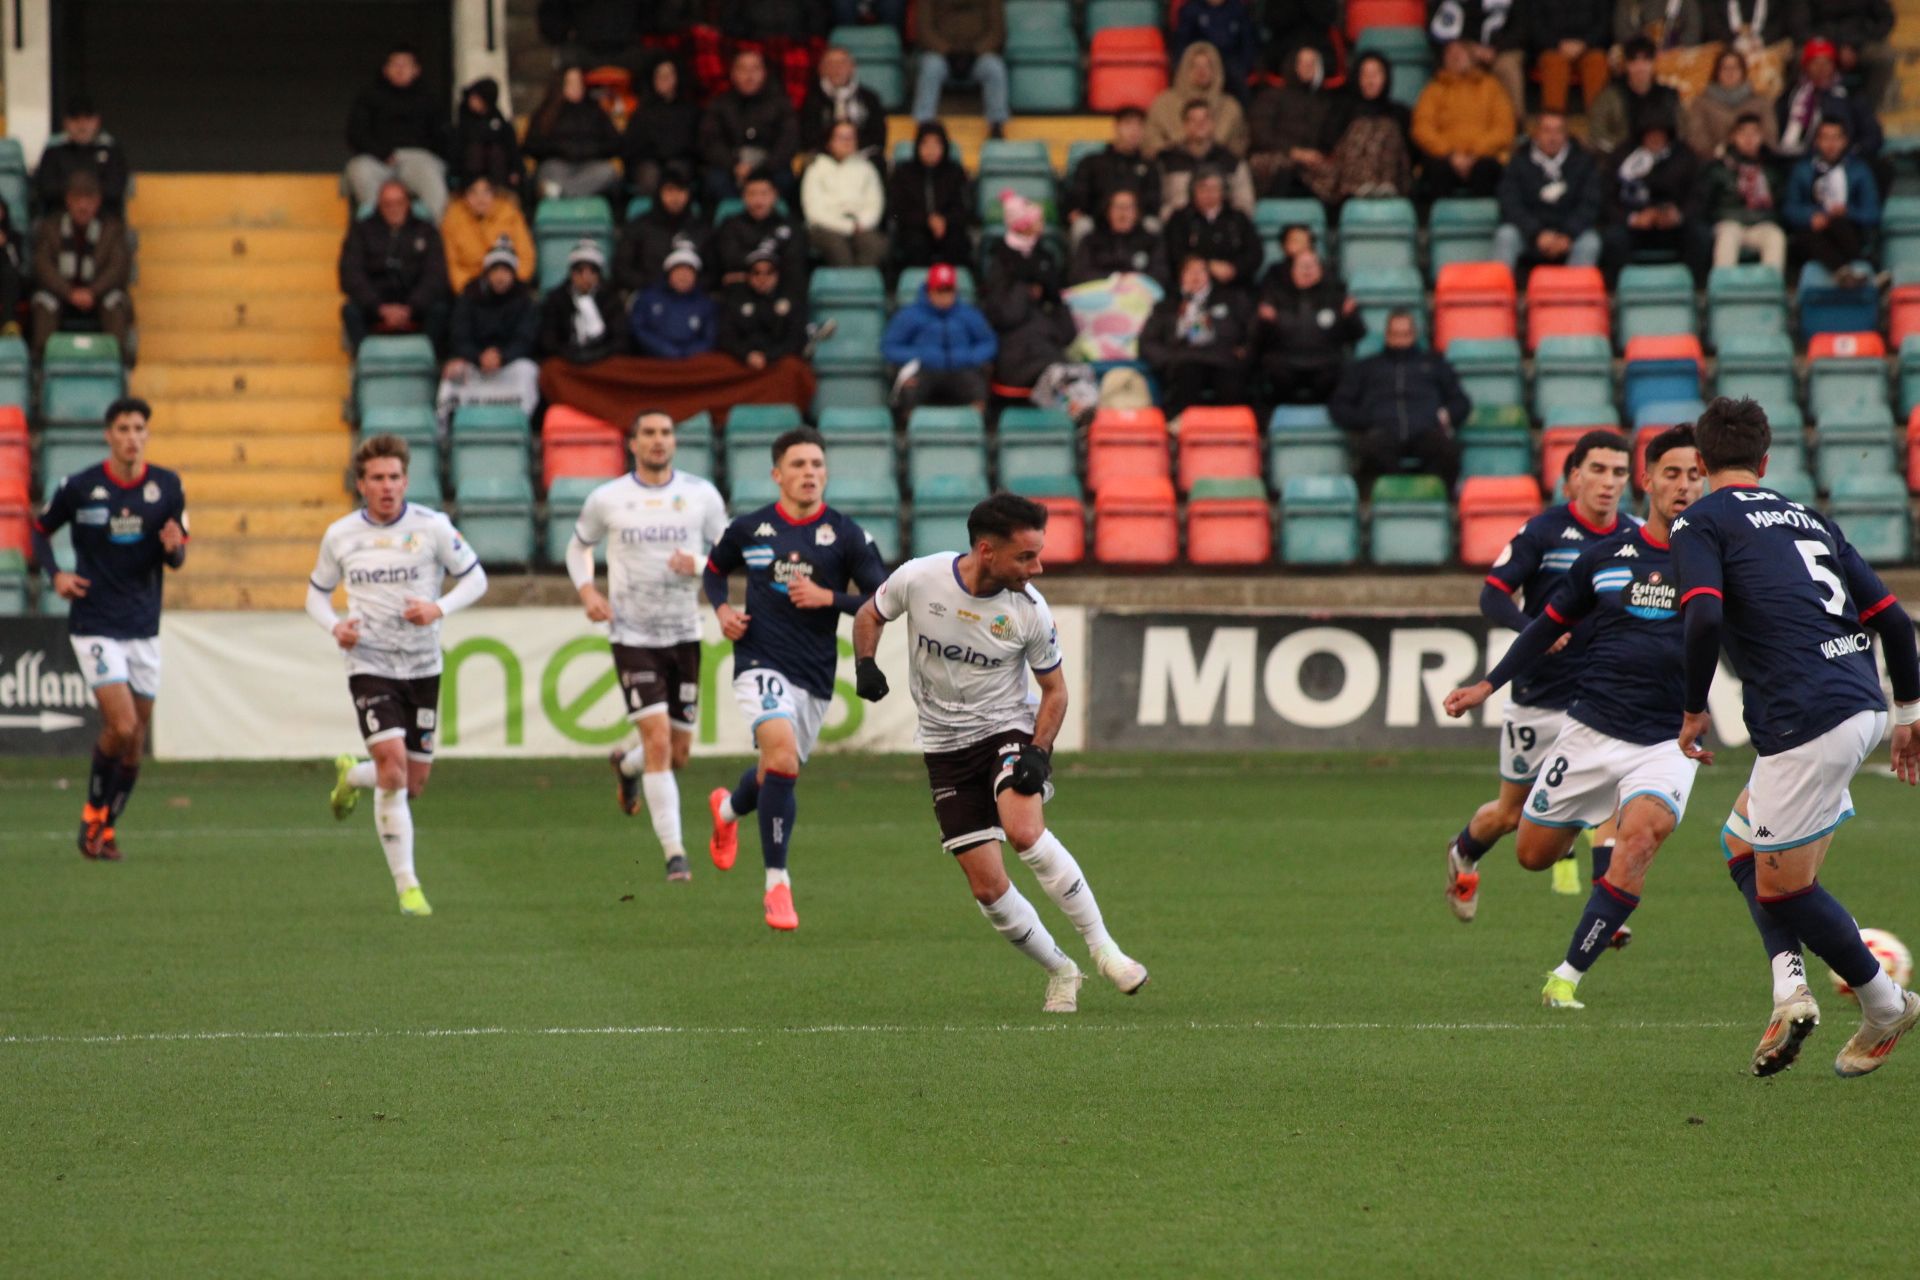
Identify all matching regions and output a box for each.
[758,770,796,872]
[374,787,417,891]
[765,867,790,891]
[641,770,683,858]
[1771,950,1811,1004]
[724,766,760,822]
[1564,878,1639,974]
[1727,854,1806,997]
[1854,969,1905,1021]
[1453,825,1493,865]
[1589,842,1615,884]
[979,885,1074,973]
[1017,831,1113,955]
[1758,883,1900,1018]
[107,762,139,823]
[87,746,114,809]
[346,760,377,790]
[619,745,647,778]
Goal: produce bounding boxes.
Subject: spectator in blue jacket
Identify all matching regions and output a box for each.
[1173,0,1259,103]
[881,261,998,416]
[1784,118,1882,285]
[629,246,718,358]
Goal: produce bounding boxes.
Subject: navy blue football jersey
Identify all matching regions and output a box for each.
[1543,527,1685,745]
[704,502,889,699]
[1671,483,1893,755]
[1485,503,1627,710]
[34,462,188,639]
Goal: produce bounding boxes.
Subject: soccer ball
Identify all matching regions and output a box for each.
[1830,928,1914,1001]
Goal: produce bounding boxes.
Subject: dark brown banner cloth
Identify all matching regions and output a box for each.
[539,354,817,427]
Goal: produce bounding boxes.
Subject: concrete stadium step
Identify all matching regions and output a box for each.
[187,504,343,540]
[134,361,351,399]
[183,537,334,576]
[171,468,345,505]
[150,432,346,470]
[139,396,344,433]
[136,258,338,295]
[138,227,345,265]
[139,326,343,364]
[129,173,347,231]
[137,293,342,332]
[166,575,317,611]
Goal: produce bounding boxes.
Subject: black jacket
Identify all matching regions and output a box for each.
[614,206,711,293]
[1815,0,1894,47]
[980,279,1076,387]
[887,157,970,230]
[717,282,807,363]
[449,279,540,364]
[1512,0,1611,52]
[983,238,1065,297]
[799,82,888,157]
[1070,225,1169,284]
[1700,0,1809,45]
[338,214,449,313]
[1258,276,1364,375]
[1329,346,1472,444]
[701,87,799,176]
[1497,142,1603,240]
[723,0,831,38]
[1162,205,1262,288]
[346,72,445,159]
[1604,141,1701,225]
[33,132,130,216]
[1140,288,1254,370]
[711,210,809,294]
[1067,145,1161,221]
[537,0,642,51]
[525,99,621,164]
[623,97,705,171]
[538,282,628,363]
[451,79,524,193]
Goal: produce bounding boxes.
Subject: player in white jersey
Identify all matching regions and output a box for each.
[307,435,489,916]
[851,493,1149,1013]
[567,409,728,881]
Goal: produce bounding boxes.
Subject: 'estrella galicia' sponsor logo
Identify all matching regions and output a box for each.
[918,634,1005,667]
[1820,632,1872,660]
[348,566,423,585]
[1626,576,1677,619]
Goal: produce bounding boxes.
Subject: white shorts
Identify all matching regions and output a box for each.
[1523,719,1698,831]
[733,666,832,764]
[1499,702,1569,783]
[71,635,161,699]
[1745,708,1888,852]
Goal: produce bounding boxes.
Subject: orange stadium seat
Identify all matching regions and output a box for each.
[1907,408,1920,492]
[1458,476,1542,565]
[1087,407,1170,494]
[1433,262,1516,351]
[1033,493,1087,564]
[1622,333,1705,369]
[1346,0,1426,37]
[542,404,625,490]
[1087,29,1169,112]
[1175,406,1260,492]
[1093,474,1179,565]
[1807,331,1886,361]
[1187,478,1272,564]
[1526,266,1609,352]
[1538,424,1603,492]
[0,404,23,440]
[1892,281,1920,350]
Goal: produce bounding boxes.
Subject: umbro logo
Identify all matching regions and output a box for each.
[1561,528,1584,540]
[1756,826,1773,839]
[1614,545,1639,558]
[754,522,775,536]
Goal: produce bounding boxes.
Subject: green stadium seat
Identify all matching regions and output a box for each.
[1427,198,1499,275]
[816,407,897,502]
[1087,0,1161,29]
[1829,473,1911,564]
[358,405,439,463]
[1065,140,1104,190]
[1532,333,1613,415]
[0,139,25,177]
[1447,337,1524,410]
[1254,198,1328,249]
[1268,404,1348,488]
[1347,266,1425,356]
[812,308,886,377]
[0,336,29,411]
[908,407,990,494]
[1459,404,1532,479]
[1614,264,1696,349]
[451,403,530,436]
[1338,198,1418,279]
[0,546,28,615]
[1714,331,1797,406]
[978,173,1058,226]
[406,465,445,506]
[1815,411,1899,491]
[809,267,886,311]
[978,139,1054,179]
[997,406,1077,492]
[1369,474,1452,565]
[624,195,653,221]
[912,473,992,556]
[1280,474,1362,565]
[724,406,801,503]
[1007,49,1083,115]
[1809,344,1891,423]
[1883,196,1920,276]
[455,497,536,566]
[812,374,890,415]
[544,475,605,566]
[839,500,902,563]
[675,411,715,481]
[1765,470,1818,505]
[353,334,437,420]
[1353,26,1434,106]
[451,432,529,496]
[828,25,905,110]
[728,403,804,434]
[1705,263,1788,349]
[1541,403,1619,431]
[38,428,102,491]
[40,333,127,428]
[1900,336,1920,419]
[533,197,615,290]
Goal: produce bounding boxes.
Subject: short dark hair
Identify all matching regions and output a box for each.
[658,163,692,192]
[1644,423,1697,470]
[64,94,98,118]
[1114,106,1145,124]
[968,492,1050,545]
[771,425,826,463]
[1732,111,1765,130]
[1623,36,1656,61]
[66,170,101,198]
[741,168,777,190]
[353,433,411,477]
[629,409,674,439]
[1279,222,1314,243]
[1816,116,1851,138]
[1694,396,1772,473]
[1564,429,1631,478]
[105,396,151,425]
[1182,98,1211,117]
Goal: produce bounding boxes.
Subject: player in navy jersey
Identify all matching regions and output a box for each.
[1443,430,1632,921]
[702,426,888,930]
[1674,397,1920,1078]
[29,398,188,860]
[1447,427,1703,1008]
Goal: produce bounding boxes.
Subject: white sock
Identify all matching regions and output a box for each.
[346,761,377,790]
[719,794,738,824]
[374,787,416,891]
[1771,950,1808,1002]
[1017,830,1114,955]
[642,770,683,857]
[619,745,647,778]
[979,885,1074,973]
[765,867,790,891]
[1551,961,1583,985]
[1856,968,1905,1021]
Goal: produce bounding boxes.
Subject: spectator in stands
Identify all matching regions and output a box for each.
[1589,38,1682,157]
[1066,109,1162,246]
[536,0,643,69]
[801,46,887,161]
[1276,222,1318,263]
[630,245,719,358]
[1256,247,1363,406]
[1784,117,1881,285]
[622,56,705,200]
[1614,0,1705,50]
[984,191,1066,296]
[912,0,1012,139]
[438,239,540,424]
[724,0,833,107]
[1412,39,1515,201]
[1246,45,1342,199]
[1601,119,1707,283]
[1304,52,1413,203]
[614,165,709,298]
[1429,0,1518,93]
[33,95,129,218]
[712,170,808,295]
[442,177,535,294]
[30,168,132,361]
[882,262,997,414]
[1777,38,1884,160]
[1147,42,1250,159]
[702,49,801,203]
[1702,0,1809,57]
[1070,189,1170,285]
[0,202,23,336]
[524,66,623,201]
[889,122,973,268]
[1818,0,1896,111]
[1140,253,1253,416]
[1173,0,1260,103]
[1501,0,1612,118]
[450,78,525,206]
[980,247,1077,393]
[1683,48,1781,159]
[539,240,626,364]
[1163,168,1262,291]
[801,121,889,267]
[1158,99,1258,216]
[834,0,906,26]
[1695,113,1788,271]
[1495,112,1603,275]
[1329,309,1469,493]
[718,248,808,370]
[345,45,448,222]
[337,179,448,355]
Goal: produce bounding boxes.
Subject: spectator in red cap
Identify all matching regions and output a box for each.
[881,262,998,417]
[1811,0,1897,112]
[1778,37,1884,160]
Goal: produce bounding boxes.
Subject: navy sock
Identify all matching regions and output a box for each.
[1454,825,1493,864]
[1565,879,1639,973]
[1726,854,1802,962]
[1590,842,1615,884]
[758,771,796,871]
[1760,882,1880,989]
[107,762,139,823]
[87,747,114,809]
[729,765,760,817]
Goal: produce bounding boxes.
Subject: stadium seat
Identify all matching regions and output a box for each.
[0,337,28,411]
[912,473,992,556]
[1458,476,1544,565]
[977,173,1058,226]
[0,547,27,615]
[455,492,536,566]
[1369,474,1452,565]
[1338,198,1418,279]
[1447,337,1524,410]
[1254,198,1328,250]
[1352,26,1433,105]
[1829,473,1911,564]
[1815,411,1899,491]
[997,406,1077,493]
[1525,266,1608,352]
[809,307,887,389]
[839,501,902,564]
[1088,0,1161,29]
[1347,266,1426,356]
[1432,263,1516,352]
[1027,489,1087,564]
[1905,407,1920,491]
[354,406,438,462]
[1882,195,1920,276]
[1176,405,1259,492]
[816,408,897,502]
[1900,337,1920,420]
[1093,474,1179,565]
[1186,476,1272,565]
[828,25,905,110]
[726,408,798,505]
[540,405,624,489]
[451,433,529,502]
[1798,261,1879,338]
[1632,399,1705,434]
[1280,474,1361,565]
[1542,403,1621,432]
[1267,404,1346,487]
[978,139,1054,180]
[1086,28,1167,112]
[352,334,437,420]
[809,267,886,312]
[1622,335,1704,422]
[1538,425,1600,493]
[0,404,23,442]
[1459,404,1532,479]
[1346,0,1426,37]
[1613,264,1696,349]
[1532,333,1613,415]
[675,411,715,481]
[1807,332,1890,422]
[40,334,127,428]
[533,197,614,290]
[1086,406,1170,494]
[1889,272,1920,350]
[1007,2,1084,113]
[544,475,604,565]
[1705,263,1787,349]
[0,432,27,505]
[908,406,990,495]
[1427,200,1500,275]
[1714,330,1797,406]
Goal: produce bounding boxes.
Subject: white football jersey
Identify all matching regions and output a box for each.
[872,552,1063,753]
[310,503,480,679]
[574,470,728,647]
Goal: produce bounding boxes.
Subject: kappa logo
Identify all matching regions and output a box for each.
[1614,544,1639,558]
[1561,528,1585,540]
[89,486,107,500]
[1670,516,1689,533]
[1756,826,1773,839]
[754,522,775,536]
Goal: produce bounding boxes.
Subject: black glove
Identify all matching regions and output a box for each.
[1007,744,1051,795]
[855,656,889,702]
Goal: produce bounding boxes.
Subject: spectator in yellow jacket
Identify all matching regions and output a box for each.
[441,176,534,293]
[1411,40,1516,201]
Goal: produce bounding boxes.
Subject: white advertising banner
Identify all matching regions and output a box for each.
[154,605,1089,761]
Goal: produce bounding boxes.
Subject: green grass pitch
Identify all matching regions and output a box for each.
[4,750,1917,1277]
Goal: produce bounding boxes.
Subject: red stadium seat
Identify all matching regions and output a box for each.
[1087,407,1170,494]
[1175,406,1260,492]
[0,405,24,441]
[1033,494,1086,564]
[1807,331,1886,361]
[1093,474,1179,565]
[1346,0,1427,37]
[0,436,27,504]
[1525,266,1608,352]
[542,404,625,490]
[1187,493,1272,565]
[1458,476,1543,566]
[1907,408,1920,493]
[1892,285,1920,350]
[1433,262,1517,351]
[1087,29,1169,112]
[1622,333,1705,370]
